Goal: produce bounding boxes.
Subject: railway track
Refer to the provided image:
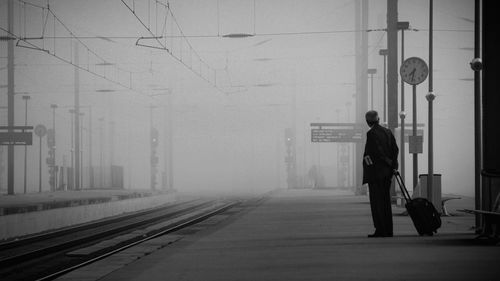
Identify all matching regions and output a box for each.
[0,198,239,280]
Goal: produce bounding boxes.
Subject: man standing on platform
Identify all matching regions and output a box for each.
[362,110,399,237]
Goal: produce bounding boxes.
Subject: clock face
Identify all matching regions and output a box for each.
[400,57,429,85]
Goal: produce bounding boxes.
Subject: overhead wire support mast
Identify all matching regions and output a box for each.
[121,0,223,94]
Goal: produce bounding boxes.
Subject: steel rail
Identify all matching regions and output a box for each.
[0,198,199,251]
[36,201,240,281]
[0,200,211,268]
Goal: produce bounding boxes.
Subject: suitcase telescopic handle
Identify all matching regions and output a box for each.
[393,170,412,203]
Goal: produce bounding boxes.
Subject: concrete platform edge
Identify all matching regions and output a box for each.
[0,192,178,240]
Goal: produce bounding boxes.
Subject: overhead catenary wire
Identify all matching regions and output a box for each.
[18,26,472,42]
[34,29,363,39]
[8,0,162,102]
[1,26,156,102]
[122,0,223,94]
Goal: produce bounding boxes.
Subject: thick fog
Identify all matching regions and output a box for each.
[0,0,474,196]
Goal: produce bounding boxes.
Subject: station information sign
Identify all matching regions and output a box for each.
[311,128,364,143]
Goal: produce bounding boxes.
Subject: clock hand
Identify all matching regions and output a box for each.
[409,68,416,82]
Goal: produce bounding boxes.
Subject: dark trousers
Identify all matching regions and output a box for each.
[368,177,393,235]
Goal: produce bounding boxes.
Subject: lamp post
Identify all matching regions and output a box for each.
[427,1,434,204]
[149,105,158,190]
[87,106,93,188]
[98,117,104,188]
[69,109,75,190]
[367,68,377,109]
[96,89,116,171]
[379,49,388,123]
[6,0,15,196]
[335,109,341,188]
[346,102,353,189]
[166,95,174,191]
[79,112,84,189]
[34,124,47,193]
[398,21,410,182]
[22,95,30,193]
[68,109,84,189]
[151,90,174,191]
[50,104,57,191]
[472,0,481,232]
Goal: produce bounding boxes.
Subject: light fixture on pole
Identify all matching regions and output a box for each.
[367,68,377,109]
[379,49,388,123]
[220,0,257,38]
[222,33,255,38]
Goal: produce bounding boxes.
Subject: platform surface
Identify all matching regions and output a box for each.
[0,189,165,215]
[64,189,499,281]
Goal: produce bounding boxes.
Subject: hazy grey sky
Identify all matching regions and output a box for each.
[0,0,475,195]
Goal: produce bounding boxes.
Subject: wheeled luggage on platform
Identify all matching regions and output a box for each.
[394,171,441,236]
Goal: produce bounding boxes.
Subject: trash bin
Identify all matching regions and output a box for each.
[417,174,442,213]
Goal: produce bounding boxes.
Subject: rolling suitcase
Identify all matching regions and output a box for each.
[394,171,441,236]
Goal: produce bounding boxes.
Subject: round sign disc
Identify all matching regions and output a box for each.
[34,124,47,137]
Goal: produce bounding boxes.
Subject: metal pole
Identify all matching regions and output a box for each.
[74,43,81,190]
[39,135,42,192]
[51,104,56,191]
[89,107,93,188]
[23,96,30,193]
[150,105,155,190]
[412,84,418,189]
[370,73,374,109]
[99,118,104,188]
[109,94,115,167]
[354,0,369,194]
[383,54,387,122]
[336,111,340,188]
[427,0,434,203]
[168,94,174,190]
[7,0,15,195]
[70,111,74,190]
[387,0,398,131]
[80,113,84,189]
[473,0,481,232]
[400,29,406,182]
[110,119,115,166]
[163,93,174,191]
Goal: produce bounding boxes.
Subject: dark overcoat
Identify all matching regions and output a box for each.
[362,124,399,184]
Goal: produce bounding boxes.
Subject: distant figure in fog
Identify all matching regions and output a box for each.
[307,165,325,189]
[362,110,399,238]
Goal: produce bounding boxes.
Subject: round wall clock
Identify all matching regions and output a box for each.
[400,57,429,85]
